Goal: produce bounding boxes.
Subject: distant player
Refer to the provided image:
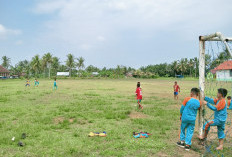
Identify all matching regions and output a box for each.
[34,79,39,87]
[53,78,58,90]
[135,82,143,110]
[173,81,180,100]
[25,79,30,87]
[227,96,231,109]
[199,88,228,150]
[177,88,200,151]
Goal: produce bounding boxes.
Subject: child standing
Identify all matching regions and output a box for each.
[135,82,143,110]
[177,88,200,151]
[199,88,228,150]
[173,81,180,100]
[53,78,58,90]
[25,79,30,87]
[34,79,39,87]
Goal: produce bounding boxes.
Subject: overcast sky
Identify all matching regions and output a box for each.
[0,0,232,68]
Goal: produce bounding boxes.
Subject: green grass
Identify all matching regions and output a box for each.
[0,79,231,156]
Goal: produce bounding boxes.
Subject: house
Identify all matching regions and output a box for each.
[211,60,232,81]
[0,65,10,77]
[57,72,69,76]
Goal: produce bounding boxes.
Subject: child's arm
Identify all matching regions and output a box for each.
[180,105,185,114]
[206,102,217,111]
[204,96,216,105]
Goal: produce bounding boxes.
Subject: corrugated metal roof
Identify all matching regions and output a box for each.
[0,65,10,73]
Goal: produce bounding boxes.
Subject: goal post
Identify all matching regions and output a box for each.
[198,32,232,136]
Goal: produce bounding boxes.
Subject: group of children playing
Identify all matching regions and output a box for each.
[25,78,58,90]
[135,81,231,151]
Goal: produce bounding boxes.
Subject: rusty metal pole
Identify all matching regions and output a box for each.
[199,36,205,136]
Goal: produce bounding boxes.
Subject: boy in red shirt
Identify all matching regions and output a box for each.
[174,81,180,100]
[135,82,143,110]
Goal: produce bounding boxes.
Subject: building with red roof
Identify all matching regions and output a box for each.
[211,60,232,81]
[0,65,10,77]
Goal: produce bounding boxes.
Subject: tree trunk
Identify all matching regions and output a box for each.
[69,68,71,77]
[49,68,51,79]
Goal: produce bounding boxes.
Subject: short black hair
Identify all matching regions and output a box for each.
[137,82,140,87]
[227,96,231,99]
[191,88,200,96]
[218,88,227,97]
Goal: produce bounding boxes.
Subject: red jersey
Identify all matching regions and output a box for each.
[228,100,231,107]
[174,85,180,92]
[135,87,142,99]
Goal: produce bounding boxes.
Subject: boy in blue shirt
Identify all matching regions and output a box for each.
[199,88,227,150]
[53,78,58,90]
[177,88,201,151]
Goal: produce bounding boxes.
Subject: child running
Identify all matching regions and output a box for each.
[25,79,30,87]
[227,96,231,110]
[53,78,58,90]
[135,82,143,110]
[34,79,39,87]
[199,88,228,150]
[173,81,180,100]
[177,88,200,151]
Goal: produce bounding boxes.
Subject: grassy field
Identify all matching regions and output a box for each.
[0,78,231,157]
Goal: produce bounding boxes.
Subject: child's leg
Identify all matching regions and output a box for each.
[199,120,214,139]
[180,122,187,142]
[216,123,225,150]
[185,123,195,146]
[137,99,142,109]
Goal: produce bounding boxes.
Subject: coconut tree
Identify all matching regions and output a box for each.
[66,54,75,77]
[178,58,187,75]
[1,56,11,69]
[76,57,85,72]
[193,57,198,77]
[42,53,53,78]
[31,55,41,76]
[52,57,60,76]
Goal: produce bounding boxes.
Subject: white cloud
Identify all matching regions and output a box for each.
[32,0,232,67]
[15,40,23,45]
[34,0,67,14]
[80,44,91,50]
[97,36,105,41]
[0,24,21,39]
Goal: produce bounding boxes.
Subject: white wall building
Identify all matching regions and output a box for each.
[212,61,232,81]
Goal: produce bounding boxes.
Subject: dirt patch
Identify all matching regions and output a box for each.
[69,118,75,123]
[53,117,64,124]
[156,152,169,157]
[129,111,148,119]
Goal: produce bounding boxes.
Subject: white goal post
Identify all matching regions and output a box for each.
[198,32,232,136]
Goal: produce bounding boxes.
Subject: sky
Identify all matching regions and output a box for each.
[0,0,232,69]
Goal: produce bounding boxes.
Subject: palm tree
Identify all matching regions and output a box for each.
[178,58,187,75]
[42,53,53,78]
[76,57,85,72]
[172,61,179,77]
[31,55,41,76]
[52,57,60,76]
[66,54,75,77]
[193,57,198,77]
[189,59,194,77]
[1,56,10,69]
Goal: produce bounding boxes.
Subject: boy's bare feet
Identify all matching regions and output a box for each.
[198,135,205,140]
[216,145,223,150]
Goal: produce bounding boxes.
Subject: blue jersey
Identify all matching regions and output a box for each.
[54,81,57,86]
[180,97,200,124]
[205,97,227,122]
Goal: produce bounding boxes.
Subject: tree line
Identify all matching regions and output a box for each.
[1,50,229,78]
